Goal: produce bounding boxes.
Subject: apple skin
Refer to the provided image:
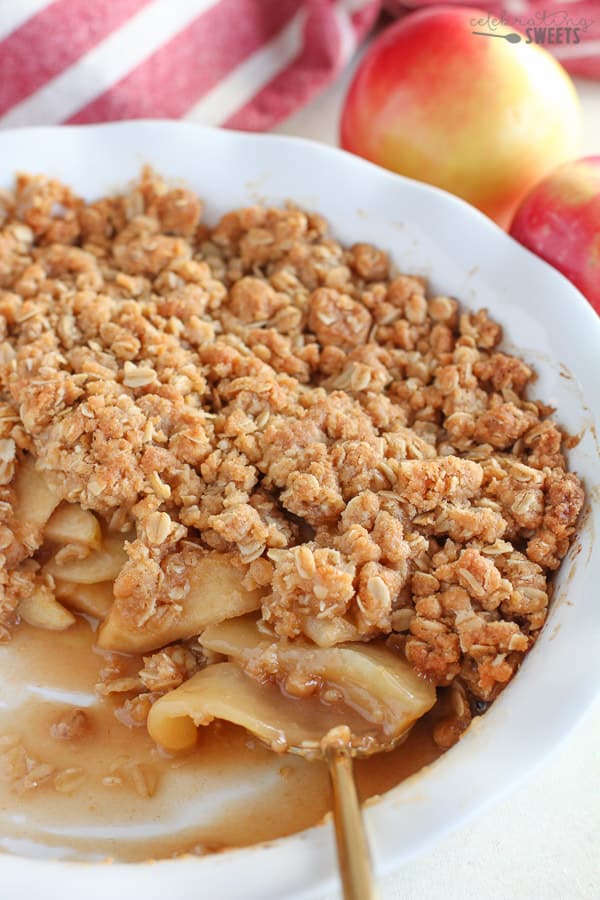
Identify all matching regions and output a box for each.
[340,6,582,228]
[510,157,600,313]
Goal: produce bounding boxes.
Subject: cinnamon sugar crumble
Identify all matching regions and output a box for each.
[0,168,584,752]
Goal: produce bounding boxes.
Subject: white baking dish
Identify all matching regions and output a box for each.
[0,121,598,900]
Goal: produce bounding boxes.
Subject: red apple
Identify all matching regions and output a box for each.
[510,157,600,313]
[340,6,582,228]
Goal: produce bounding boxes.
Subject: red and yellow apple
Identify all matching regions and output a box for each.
[510,157,600,313]
[340,6,582,228]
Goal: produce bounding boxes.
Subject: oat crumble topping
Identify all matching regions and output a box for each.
[0,168,584,753]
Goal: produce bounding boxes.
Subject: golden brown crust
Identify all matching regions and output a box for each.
[0,169,584,706]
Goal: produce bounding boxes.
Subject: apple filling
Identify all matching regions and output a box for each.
[148,615,436,754]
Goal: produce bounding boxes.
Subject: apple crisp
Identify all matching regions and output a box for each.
[0,168,584,765]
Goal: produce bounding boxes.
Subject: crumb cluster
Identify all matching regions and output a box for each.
[0,169,584,731]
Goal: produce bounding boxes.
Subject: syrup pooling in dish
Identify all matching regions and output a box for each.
[0,170,584,860]
[0,619,446,861]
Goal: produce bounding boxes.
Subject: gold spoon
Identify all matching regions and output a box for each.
[147,630,436,898]
[286,724,410,900]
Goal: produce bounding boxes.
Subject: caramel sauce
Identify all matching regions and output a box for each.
[0,619,443,862]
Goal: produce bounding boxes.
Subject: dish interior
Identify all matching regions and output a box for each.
[0,125,597,881]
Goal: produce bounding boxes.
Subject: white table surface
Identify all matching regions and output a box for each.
[274,51,600,900]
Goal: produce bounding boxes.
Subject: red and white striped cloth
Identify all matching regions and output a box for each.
[0,0,597,133]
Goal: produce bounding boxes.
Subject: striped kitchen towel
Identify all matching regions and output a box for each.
[0,0,380,130]
[0,0,597,132]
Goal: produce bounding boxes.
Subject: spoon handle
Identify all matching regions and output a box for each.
[325,744,379,900]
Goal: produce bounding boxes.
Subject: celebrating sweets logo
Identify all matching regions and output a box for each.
[471,8,594,45]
